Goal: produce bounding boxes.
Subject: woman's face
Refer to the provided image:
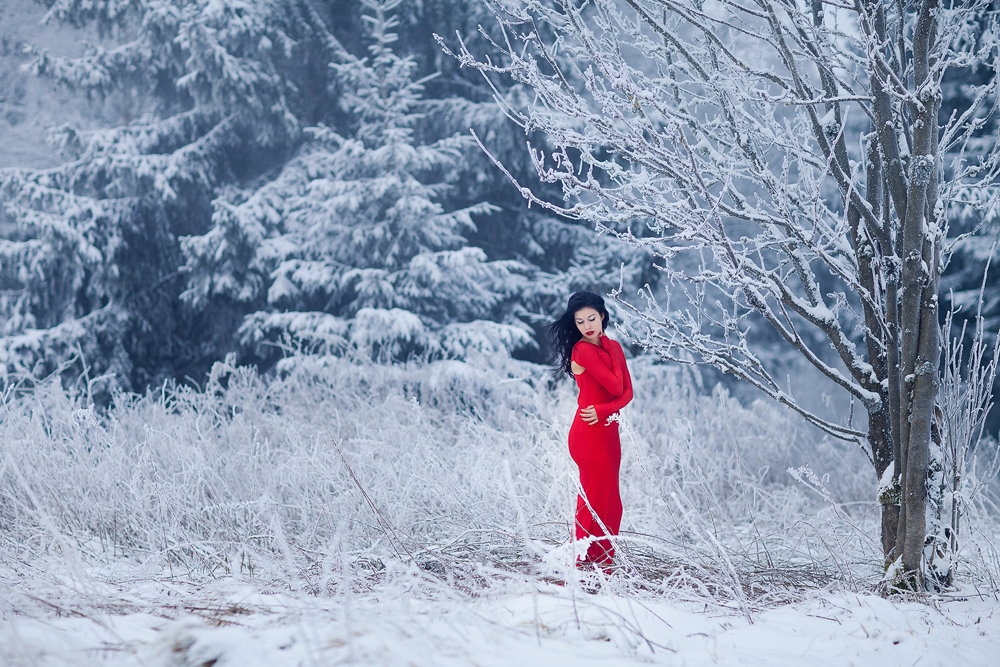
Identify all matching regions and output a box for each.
[574,307,604,343]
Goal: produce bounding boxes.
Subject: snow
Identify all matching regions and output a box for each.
[350,306,428,353]
[819,108,837,131]
[3,578,999,666]
[878,463,896,496]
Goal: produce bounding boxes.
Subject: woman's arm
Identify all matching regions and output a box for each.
[593,342,633,421]
[572,341,623,395]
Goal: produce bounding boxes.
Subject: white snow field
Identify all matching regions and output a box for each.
[2,578,999,666]
[2,353,999,666]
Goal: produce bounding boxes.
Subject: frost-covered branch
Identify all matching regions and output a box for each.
[446,0,1000,586]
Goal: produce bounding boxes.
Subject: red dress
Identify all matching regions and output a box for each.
[570,336,633,564]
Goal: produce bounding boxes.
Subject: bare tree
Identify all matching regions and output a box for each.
[439,0,1000,588]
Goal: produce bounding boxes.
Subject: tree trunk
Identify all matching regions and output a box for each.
[900,287,939,574]
[869,408,899,558]
[857,108,899,562]
[891,0,942,584]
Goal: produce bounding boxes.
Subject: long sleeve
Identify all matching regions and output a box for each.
[593,341,632,421]
[572,340,623,395]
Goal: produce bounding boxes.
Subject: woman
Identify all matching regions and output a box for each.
[547,291,633,568]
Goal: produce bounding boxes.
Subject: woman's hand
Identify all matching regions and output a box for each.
[580,405,599,425]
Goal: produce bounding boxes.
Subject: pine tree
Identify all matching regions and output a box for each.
[0,0,340,391]
[182,0,534,365]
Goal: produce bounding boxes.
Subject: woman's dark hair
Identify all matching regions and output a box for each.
[546,291,610,376]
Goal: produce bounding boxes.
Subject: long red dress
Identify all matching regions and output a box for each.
[569,336,633,564]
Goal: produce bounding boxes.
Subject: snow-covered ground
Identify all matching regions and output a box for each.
[2,353,999,665]
[3,575,998,666]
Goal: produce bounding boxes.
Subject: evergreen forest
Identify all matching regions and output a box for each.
[0,0,651,396]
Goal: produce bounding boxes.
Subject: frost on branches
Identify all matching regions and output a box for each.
[443,0,1000,588]
[182,0,533,365]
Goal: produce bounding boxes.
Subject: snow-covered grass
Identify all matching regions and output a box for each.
[1,351,999,665]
